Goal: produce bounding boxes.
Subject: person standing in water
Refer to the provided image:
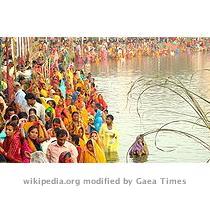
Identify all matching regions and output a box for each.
[99,114,119,153]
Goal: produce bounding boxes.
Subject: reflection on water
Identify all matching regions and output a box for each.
[131,154,148,163]
[105,152,119,163]
[90,52,210,163]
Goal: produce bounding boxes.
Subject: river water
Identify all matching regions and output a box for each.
[89,52,210,163]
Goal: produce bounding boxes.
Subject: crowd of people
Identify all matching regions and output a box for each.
[0,37,209,163]
[0,37,121,163]
[39,37,210,67]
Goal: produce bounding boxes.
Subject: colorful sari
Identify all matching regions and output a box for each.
[40,97,56,117]
[98,97,108,110]
[69,121,85,136]
[82,139,106,163]
[2,131,22,163]
[94,109,103,132]
[99,123,119,152]
[23,120,45,139]
[79,132,88,148]
[79,107,89,128]
[21,138,42,163]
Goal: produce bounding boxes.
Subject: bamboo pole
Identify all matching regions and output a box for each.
[16,37,19,58]
[27,37,30,59]
[20,37,22,58]
[5,38,12,103]
[11,38,17,80]
[22,37,24,57]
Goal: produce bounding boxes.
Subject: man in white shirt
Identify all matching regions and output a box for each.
[46,129,78,163]
[14,82,27,112]
[24,93,46,124]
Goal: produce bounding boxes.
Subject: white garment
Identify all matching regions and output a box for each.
[46,141,78,163]
[24,102,46,124]
[15,89,27,112]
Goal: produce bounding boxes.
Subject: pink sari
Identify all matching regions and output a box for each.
[3,131,22,163]
[21,139,33,163]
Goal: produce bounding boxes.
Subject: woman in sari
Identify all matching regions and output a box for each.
[129,135,149,157]
[47,117,65,138]
[86,100,96,116]
[69,111,85,136]
[54,96,70,122]
[90,131,104,150]
[99,114,119,153]
[23,114,49,143]
[0,121,22,163]
[77,126,88,147]
[94,103,104,132]
[21,125,43,163]
[45,110,53,130]
[82,139,106,163]
[40,97,56,118]
[97,94,108,111]
[75,99,89,128]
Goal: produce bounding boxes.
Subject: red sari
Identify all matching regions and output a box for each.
[87,106,95,116]
[3,131,22,163]
[98,98,108,110]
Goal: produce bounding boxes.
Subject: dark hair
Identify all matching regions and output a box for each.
[18,75,26,82]
[76,87,81,92]
[6,121,18,130]
[72,111,79,117]
[54,127,60,134]
[25,93,36,100]
[95,103,102,110]
[46,110,53,118]
[28,115,37,122]
[86,139,93,146]
[53,118,61,124]
[47,100,56,108]
[106,114,114,121]
[0,103,4,112]
[29,108,37,115]
[71,134,80,146]
[11,115,19,122]
[4,107,16,120]
[36,98,42,104]
[90,131,98,137]
[59,151,71,163]
[28,125,39,135]
[32,60,37,65]
[0,155,7,163]
[18,112,28,119]
[6,107,15,113]
[78,126,84,132]
[56,128,68,138]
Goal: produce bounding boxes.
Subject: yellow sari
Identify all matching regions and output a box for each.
[52,95,60,105]
[79,107,89,128]
[40,97,56,117]
[83,139,106,163]
[79,133,88,148]
[99,123,119,152]
[40,89,48,98]
[66,69,74,87]
[27,138,38,152]
[23,121,45,139]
